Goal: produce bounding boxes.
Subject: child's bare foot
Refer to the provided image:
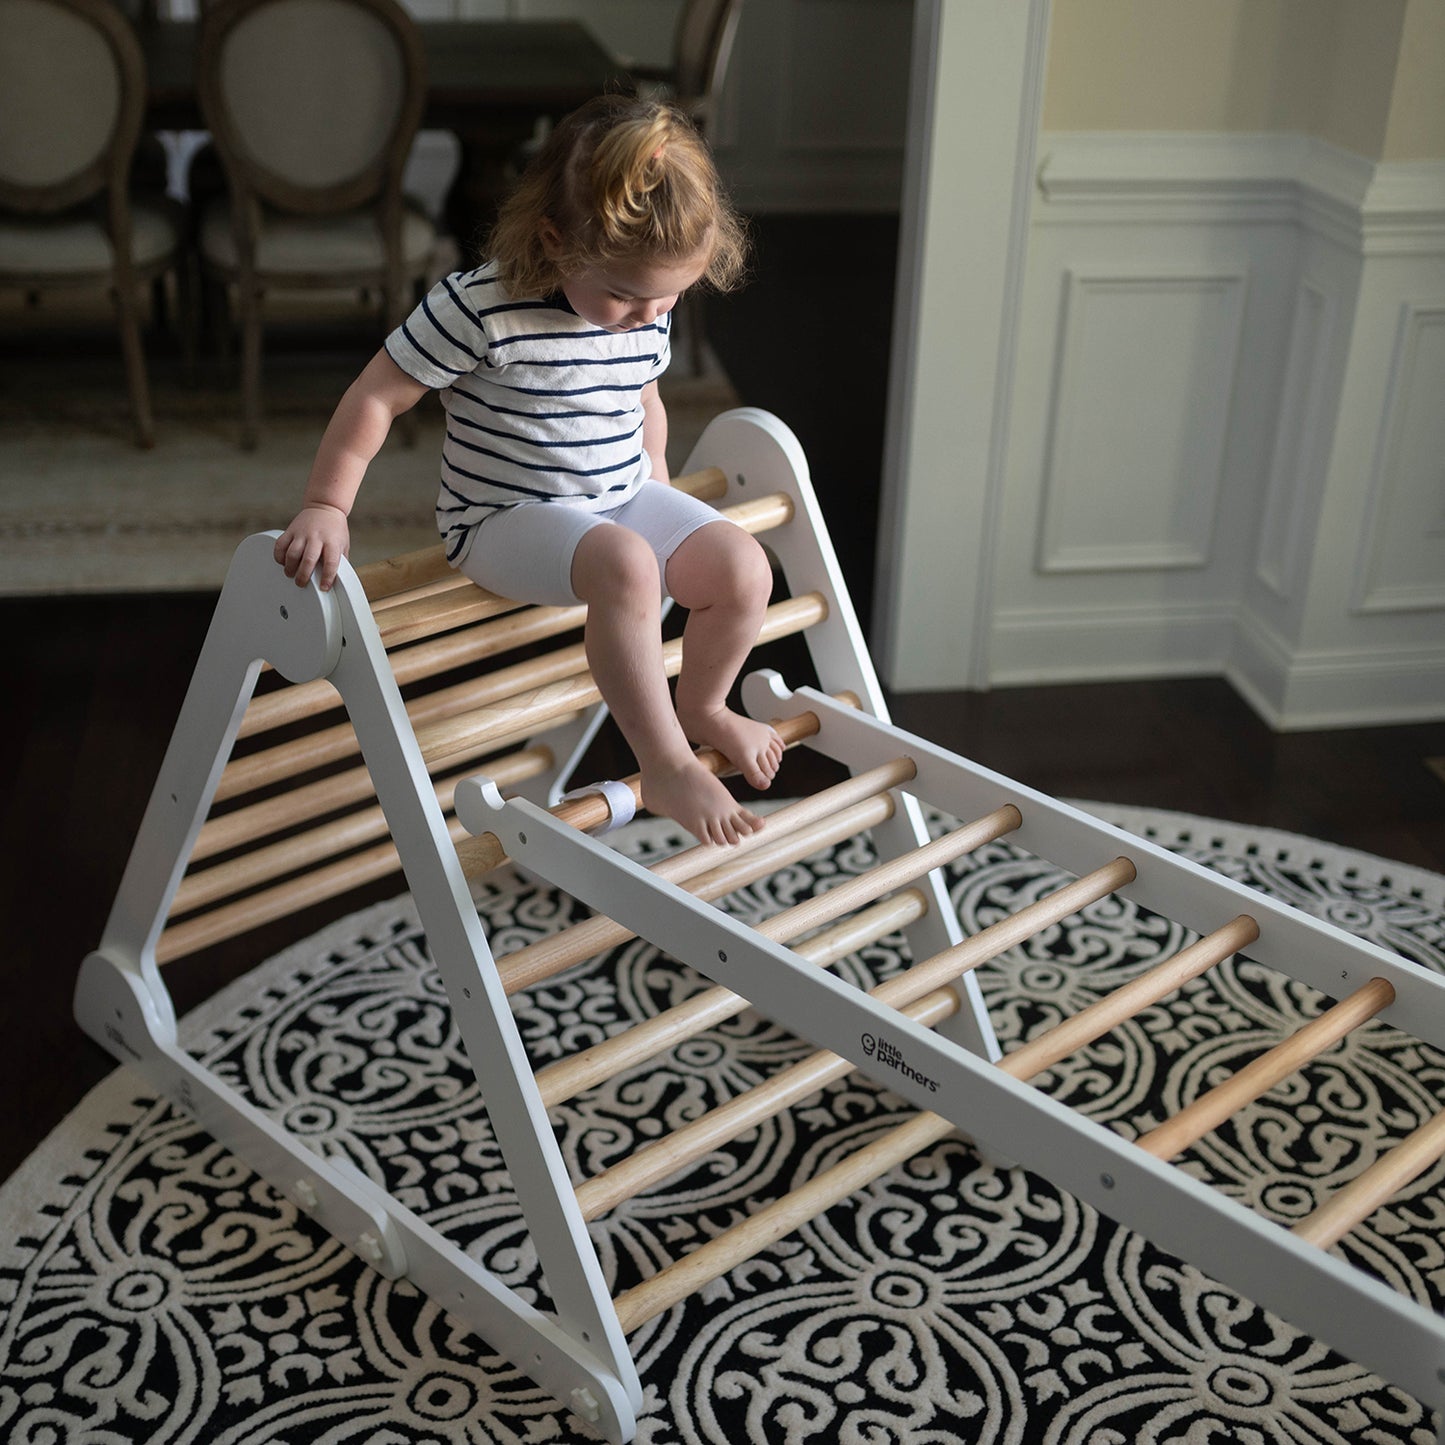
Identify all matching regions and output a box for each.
[642,753,765,847]
[678,704,785,790]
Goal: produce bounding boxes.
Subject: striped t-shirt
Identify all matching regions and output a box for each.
[385,261,671,563]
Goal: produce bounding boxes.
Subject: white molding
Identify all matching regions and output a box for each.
[1035,132,1445,254]
[1037,267,1248,575]
[1353,300,1445,615]
[1254,278,1335,601]
[1230,610,1445,731]
[988,600,1238,685]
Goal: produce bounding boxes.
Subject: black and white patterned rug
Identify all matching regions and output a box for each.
[5,804,1445,1444]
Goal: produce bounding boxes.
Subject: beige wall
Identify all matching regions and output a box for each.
[1042,0,1442,162]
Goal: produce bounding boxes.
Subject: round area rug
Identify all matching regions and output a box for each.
[4,804,1445,1444]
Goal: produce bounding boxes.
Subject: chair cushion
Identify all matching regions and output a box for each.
[0,197,182,276]
[198,200,436,278]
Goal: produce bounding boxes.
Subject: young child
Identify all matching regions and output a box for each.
[274,95,783,847]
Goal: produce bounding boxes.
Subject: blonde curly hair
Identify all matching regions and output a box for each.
[487,94,748,298]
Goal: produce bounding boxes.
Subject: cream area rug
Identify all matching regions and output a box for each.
[0,334,740,596]
[4,805,1445,1443]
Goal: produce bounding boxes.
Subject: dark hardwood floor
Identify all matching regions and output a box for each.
[4,214,1444,1185]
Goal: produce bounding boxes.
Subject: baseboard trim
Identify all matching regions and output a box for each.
[1229,614,1445,730]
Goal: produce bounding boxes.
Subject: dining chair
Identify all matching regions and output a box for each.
[632,0,743,137]
[195,0,437,449]
[0,0,189,448]
[629,0,743,374]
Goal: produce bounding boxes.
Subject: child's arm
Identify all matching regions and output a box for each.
[275,349,430,590]
[641,379,670,485]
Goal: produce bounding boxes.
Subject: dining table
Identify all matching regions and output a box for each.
[138,17,630,247]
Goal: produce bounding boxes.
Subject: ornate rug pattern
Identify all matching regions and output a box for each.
[4,805,1445,1443]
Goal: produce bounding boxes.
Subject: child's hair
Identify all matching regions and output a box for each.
[488,94,748,298]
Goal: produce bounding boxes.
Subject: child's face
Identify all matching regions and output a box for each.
[559,250,709,334]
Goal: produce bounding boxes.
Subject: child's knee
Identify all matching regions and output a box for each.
[719,528,774,607]
[670,523,772,609]
[573,524,660,603]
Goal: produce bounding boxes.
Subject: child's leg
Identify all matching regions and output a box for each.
[570,523,764,848]
[664,521,784,791]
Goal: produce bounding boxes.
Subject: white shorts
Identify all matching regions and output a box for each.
[455,482,727,606]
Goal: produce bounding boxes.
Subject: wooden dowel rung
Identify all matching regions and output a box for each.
[503,774,907,999]
[160,813,461,963]
[869,857,1137,1016]
[354,543,455,600]
[1293,1105,1445,1249]
[161,747,551,960]
[415,592,828,771]
[377,589,522,649]
[575,892,932,1222]
[194,739,556,863]
[1137,977,1396,1160]
[238,603,588,740]
[999,915,1261,1083]
[737,803,1023,945]
[173,751,550,917]
[535,802,1019,1108]
[575,860,1138,1220]
[460,705,853,877]
[612,1109,955,1332]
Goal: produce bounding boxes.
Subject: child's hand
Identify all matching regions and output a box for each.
[274,504,350,591]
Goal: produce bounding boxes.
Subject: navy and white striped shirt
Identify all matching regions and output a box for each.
[385,261,671,563]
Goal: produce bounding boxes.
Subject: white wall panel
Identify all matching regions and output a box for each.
[1254,279,1333,601]
[1038,269,1247,574]
[1354,302,1445,613]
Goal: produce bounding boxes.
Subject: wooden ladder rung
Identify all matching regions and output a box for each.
[414,592,826,773]
[158,740,555,963]
[575,857,1136,1221]
[1000,914,1261,1083]
[604,909,1267,1326]
[1293,1104,1445,1249]
[1137,977,1397,1160]
[534,804,1024,1107]
[481,753,912,987]
[238,603,588,740]
[612,1108,958,1332]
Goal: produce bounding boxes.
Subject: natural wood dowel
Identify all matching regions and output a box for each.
[869,857,1137,1016]
[459,705,846,877]
[999,915,1261,1083]
[502,782,905,1000]
[1137,977,1396,1160]
[1293,1105,1445,1249]
[415,592,828,771]
[612,1109,956,1332]
[193,739,557,863]
[160,812,466,963]
[172,751,551,917]
[535,804,1021,1107]
[603,909,1263,1322]
[575,890,933,1220]
[355,543,456,601]
[238,603,588,740]
[575,859,1135,1220]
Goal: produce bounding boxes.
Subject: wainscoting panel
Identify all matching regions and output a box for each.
[1354,302,1445,615]
[1038,268,1247,574]
[981,133,1445,726]
[1254,279,1334,602]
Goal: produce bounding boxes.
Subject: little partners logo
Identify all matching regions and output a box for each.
[860,1031,939,1092]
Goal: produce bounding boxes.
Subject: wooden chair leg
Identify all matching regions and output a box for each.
[239,282,262,450]
[113,280,156,449]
